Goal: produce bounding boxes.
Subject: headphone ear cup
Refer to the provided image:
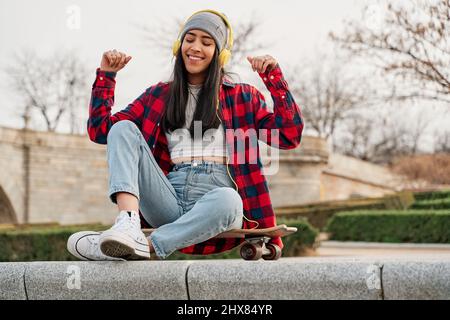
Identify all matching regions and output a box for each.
[172,40,181,57]
[219,49,231,67]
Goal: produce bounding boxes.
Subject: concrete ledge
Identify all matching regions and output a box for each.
[382,256,450,300]
[1,256,449,300]
[24,261,190,300]
[188,258,383,300]
[0,263,27,300]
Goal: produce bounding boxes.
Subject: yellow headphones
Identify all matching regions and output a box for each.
[172,9,234,67]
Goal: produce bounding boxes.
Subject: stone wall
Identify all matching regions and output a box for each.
[0,126,404,225]
[0,126,116,225]
[262,136,329,207]
[320,154,405,201]
[0,128,25,223]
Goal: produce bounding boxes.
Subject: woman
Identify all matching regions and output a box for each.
[67,9,304,261]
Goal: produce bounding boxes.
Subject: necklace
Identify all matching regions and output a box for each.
[188,88,200,105]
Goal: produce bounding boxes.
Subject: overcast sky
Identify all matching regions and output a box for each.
[0,0,366,129]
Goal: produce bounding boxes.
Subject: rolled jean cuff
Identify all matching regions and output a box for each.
[109,185,140,204]
[148,235,166,259]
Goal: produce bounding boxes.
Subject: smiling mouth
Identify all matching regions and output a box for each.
[187,55,204,62]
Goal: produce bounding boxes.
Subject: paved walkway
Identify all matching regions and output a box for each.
[316,241,450,257]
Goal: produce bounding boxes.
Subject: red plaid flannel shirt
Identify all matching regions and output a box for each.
[88,64,304,255]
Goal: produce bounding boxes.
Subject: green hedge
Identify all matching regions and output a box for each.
[0,219,318,262]
[0,225,106,262]
[276,191,415,230]
[411,197,450,210]
[277,218,319,256]
[325,210,450,243]
[412,190,450,202]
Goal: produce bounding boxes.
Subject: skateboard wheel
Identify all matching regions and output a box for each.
[262,244,282,260]
[240,243,263,260]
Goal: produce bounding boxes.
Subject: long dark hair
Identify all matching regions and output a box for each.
[162,47,229,138]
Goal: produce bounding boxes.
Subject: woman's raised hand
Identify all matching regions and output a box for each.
[100,49,132,73]
[246,55,278,73]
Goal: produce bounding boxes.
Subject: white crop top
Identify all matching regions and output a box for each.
[165,83,227,160]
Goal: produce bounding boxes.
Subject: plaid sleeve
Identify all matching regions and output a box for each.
[87,68,147,144]
[252,64,304,149]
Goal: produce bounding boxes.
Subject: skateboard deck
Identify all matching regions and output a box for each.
[142,224,297,261]
[142,224,296,239]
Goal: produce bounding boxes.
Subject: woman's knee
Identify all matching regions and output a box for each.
[107,120,138,142]
[214,187,243,223]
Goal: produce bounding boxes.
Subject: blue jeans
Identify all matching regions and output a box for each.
[106,120,244,259]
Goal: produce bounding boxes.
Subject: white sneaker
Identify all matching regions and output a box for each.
[99,210,151,260]
[67,231,124,261]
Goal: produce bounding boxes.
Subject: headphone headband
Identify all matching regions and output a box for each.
[175,9,234,53]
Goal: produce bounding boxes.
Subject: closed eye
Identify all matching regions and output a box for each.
[186,39,212,46]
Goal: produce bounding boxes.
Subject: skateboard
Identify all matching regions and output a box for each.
[142,224,297,261]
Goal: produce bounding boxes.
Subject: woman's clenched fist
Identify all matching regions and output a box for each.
[100,49,132,72]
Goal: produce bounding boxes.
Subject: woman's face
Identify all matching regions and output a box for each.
[181,29,216,80]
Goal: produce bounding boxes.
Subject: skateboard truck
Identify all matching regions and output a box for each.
[240,236,282,261]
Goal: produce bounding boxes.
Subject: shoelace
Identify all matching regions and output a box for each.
[113,213,140,232]
[111,213,146,245]
[113,214,134,231]
[86,236,104,259]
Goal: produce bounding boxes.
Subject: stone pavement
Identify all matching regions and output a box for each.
[1,255,449,300]
[317,241,450,257]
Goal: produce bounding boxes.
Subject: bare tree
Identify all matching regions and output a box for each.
[334,107,433,164]
[332,114,374,161]
[434,130,450,152]
[5,49,89,133]
[390,153,450,185]
[330,0,450,104]
[285,50,374,140]
[133,11,272,69]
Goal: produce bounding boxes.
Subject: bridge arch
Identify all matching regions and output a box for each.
[0,185,17,224]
